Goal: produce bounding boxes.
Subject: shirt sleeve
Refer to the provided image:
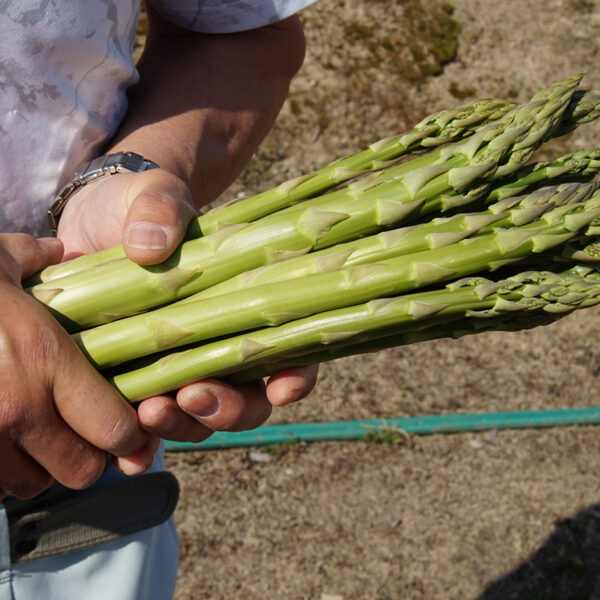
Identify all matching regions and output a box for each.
[146,0,318,33]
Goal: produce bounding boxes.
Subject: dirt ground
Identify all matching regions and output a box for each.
[165,1,600,598]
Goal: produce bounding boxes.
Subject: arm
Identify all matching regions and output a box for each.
[57,8,318,442]
[114,7,307,207]
[59,8,307,260]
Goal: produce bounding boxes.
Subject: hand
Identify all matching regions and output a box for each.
[0,234,156,500]
[57,169,318,443]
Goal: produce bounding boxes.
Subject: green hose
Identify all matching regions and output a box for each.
[164,406,600,451]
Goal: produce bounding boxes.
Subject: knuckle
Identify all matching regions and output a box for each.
[97,410,140,455]
[0,402,29,437]
[14,318,63,378]
[132,172,195,219]
[0,254,20,286]
[63,451,106,490]
[1,232,36,250]
[0,233,40,278]
[0,390,36,443]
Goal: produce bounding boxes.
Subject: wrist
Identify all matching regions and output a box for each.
[49,152,160,234]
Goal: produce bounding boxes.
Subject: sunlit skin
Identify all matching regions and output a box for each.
[0,10,317,500]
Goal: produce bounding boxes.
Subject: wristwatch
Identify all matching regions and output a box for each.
[48,151,160,233]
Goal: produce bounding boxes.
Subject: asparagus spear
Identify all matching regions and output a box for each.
[109,265,600,402]
[231,259,600,384]
[75,188,600,369]
[191,86,600,233]
[29,76,584,329]
[555,89,600,135]
[31,98,515,285]
[31,83,600,286]
[177,183,597,302]
[226,308,579,384]
[195,99,515,233]
[482,147,600,203]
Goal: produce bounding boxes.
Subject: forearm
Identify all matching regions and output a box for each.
[108,7,306,208]
[54,8,318,443]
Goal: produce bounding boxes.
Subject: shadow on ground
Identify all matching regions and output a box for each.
[478,503,600,600]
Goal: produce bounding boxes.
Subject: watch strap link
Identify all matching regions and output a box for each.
[48,151,160,233]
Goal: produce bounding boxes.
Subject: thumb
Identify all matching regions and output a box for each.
[122,169,198,265]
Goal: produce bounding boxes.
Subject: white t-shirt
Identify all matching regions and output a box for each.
[0,0,316,237]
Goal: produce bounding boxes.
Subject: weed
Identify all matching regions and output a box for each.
[262,439,298,456]
[362,429,408,446]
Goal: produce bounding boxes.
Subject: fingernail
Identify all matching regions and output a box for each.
[114,455,150,476]
[127,222,168,249]
[180,389,221,418]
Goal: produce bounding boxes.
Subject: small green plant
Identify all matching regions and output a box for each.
[362,429,408,446]
[262,439,298,455]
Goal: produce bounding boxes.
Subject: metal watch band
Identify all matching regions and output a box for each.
[48,151,160,233]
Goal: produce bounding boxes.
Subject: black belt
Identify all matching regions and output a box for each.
[2,471,179,563]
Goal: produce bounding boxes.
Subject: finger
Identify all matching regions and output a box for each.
[49,329,150,462]
[113,434,162,475]
[18,407,108,491]
[0,439,54,500]
[265,365,320,407]
[177,379,273,432]
[0,234,63,283]
[122,169,198,265]
[0,324,118,489]
[137,395,214,443]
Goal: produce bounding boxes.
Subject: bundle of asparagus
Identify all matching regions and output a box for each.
[26,74,600,402]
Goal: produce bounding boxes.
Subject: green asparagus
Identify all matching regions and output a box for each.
[30,97,515,285]
[29,76,584,330]
[17,74,600,405]
[31,83,600,286]
[75,186,600,369]
[109,265,600,402]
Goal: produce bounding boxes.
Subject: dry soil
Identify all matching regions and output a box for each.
[167,2,600,599]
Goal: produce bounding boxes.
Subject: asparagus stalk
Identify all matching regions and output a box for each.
[555,89,600,136]
[545,236,600,263]
[195,99,515,233]
[31,98,515,285]
[75,188,600,369]
[188,86,600,232]
[479,147,600,202]
[234,258,600,383]
[31,83,600,286]
[181,183,596,302]
[226,308,578,384]
[29,76,583,329]
[108,265,600,402]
